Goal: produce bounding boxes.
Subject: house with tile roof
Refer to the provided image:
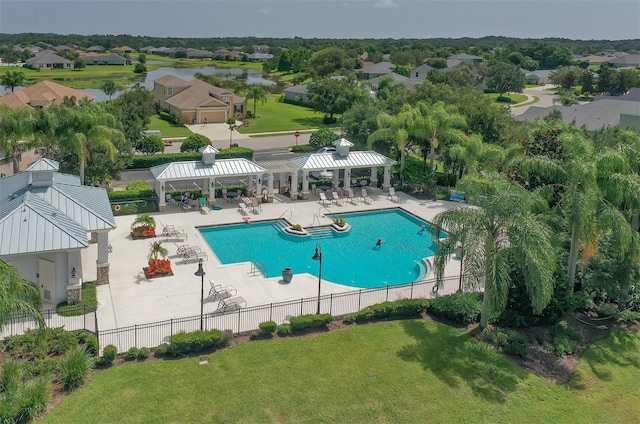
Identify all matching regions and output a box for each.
[25,50,73,69]
[0,165,116,305]
[410,63,433,80]
[86,45,105,53]
[112,46,136,54]
[359,62,395,79]
[79,53,130,65]
[446,53,483,68]
[0,80,94,109]
[153,75,246,124]
[608,54,640,68]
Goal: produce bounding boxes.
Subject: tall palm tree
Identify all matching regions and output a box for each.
[431,177,556,328]
[148,241,168,269]
[367,104,414,183]
[0,70,26,93]
[416,101,467,173]
[0,106,35,173]
[246,85,267,117]
[0,260,44,330]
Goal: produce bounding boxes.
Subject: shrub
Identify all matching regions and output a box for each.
[13,376,50,423]
[259,321,277,336]
[276,324,291,337]
[347,299,431,324]
[4,327,77,359]
[133,63,147,73]
[0,360,20,394]
[58,347,93,391]
[428,292,482,324]
[343,314,357,324]
[76,331,99,356]
[289,314,333,332]
[138,347,151,360]
[100,345,117,366]
[221,330,234,347]
[598,303,620,318]
[503,330,529,359]
[552,335,577,356]
[309,128,337,149]
[128,152,202,169]
[181,134,212,152]
[619,310,640,322]
[154,343,170,358]
[138,135,164,154]
[20,358,61,379]
[126,347,140,361]
[249,331,260,340]
[169,329,224,356]
[290,144,316,153]
[57,283,99,316]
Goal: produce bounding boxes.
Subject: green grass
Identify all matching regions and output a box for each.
[237,96,327,133]
[148,114,193,138]
[512,95,540,108]
[55,282,97,316]
[41,321,640,423]
[484,92,529,104]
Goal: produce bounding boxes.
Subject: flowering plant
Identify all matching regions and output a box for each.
[147,259,171,276]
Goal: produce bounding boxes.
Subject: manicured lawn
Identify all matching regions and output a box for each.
[20,64,160,80]
[484,92,529,104]
[237,96,327,133]
[512,95,540,108]
[148,115,193,138]
[41,321,640,423]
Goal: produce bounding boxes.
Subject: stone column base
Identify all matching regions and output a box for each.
[301,191,309,200]
[90,232,98,244]
[96,262,110,285]
[66,282,83,304]
[159,204,166,212]
[290,192,298,200]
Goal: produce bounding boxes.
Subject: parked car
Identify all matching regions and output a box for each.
[310,169,334,179]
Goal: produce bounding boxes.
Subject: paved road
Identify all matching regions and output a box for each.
[511,84,559,116]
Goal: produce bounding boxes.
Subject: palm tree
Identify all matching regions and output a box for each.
[0,70,26,93]
[0,260,44,330]
[148,241,168,269]
[246,85,267,117]
[367,105,414,183]
[431,177,556,328]
[0,106,35,173]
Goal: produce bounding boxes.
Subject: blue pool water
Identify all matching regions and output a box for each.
[198,209,441,289]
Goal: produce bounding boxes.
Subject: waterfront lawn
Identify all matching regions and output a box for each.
[237,96,326,133]
[41,321,640,423]
[148,114,193,138]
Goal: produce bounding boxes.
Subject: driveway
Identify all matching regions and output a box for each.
[511,84,558,116]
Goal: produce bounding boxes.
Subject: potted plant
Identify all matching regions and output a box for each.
[131,213,156,239]
[331,216,351,233]
[284,223,309,236]
[144,241,172,278]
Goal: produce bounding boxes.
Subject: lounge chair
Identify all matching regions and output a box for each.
[162,225,188,241]
[239,203,251,216]
[319,192,330,207]
[217,296,247,312]
[208,281,237,300]
[387,187,399,202]
[175,244,201,256]
[182,249,208,264]
[199,197,210,214]
[361,189,374,204]
[346,188,358,205]
[251,198,262,214]
[331,191,344,206]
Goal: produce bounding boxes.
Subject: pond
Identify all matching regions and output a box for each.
[0,64,275,101]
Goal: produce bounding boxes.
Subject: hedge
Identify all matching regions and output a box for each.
[127,147,254,169]
[428,292,483,324]
[289,314,333,332]
[169,329,224,356]
[108,180,156,216]
[343,299,431,324]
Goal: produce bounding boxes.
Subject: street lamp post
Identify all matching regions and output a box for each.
[311,244,323,314]
[229,124,234,148]
[457,245,464,293]
[194,259,206,330]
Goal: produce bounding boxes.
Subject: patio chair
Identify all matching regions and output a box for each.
[251,198,262,214]
[175,243,201,256]
[182,249,208,264]
[361,189,374,204]
[199,197,210,214]
[319,192,330,207]
[311,184,317,194]
[222,188,229,203]
[217,296,247,312]
[208,281,237,300]
[346,188,358,205]
[387,187,399,203]
[331,191,344,206]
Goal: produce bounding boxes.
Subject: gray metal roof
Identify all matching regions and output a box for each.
[255,159,300,173]
[151,159,268,180]
[26,158,60,172]
[332,138,354,147]
[0,172,115,256]
[290,151,396,171]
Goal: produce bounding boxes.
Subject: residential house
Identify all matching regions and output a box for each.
[359,62,395,79]
[283,83,311,104]
[247,53,273,62]
[369,73,419,91]
[53,45,73,52]
[514,87,640,132]
[149,47,170,55]
[86,45,105,53]
[112,46,136,54]
[578,54,613,66]
[446,53,483,68]
[186,48,214,58]
[25,50,73,69]
[79,53,129,65]
[154,75,246,124]
[139,46,156,53]
[410,63,433,80]
[0,164,116,305]
[608,54,640,68]
[0,80,95,109]
[525,70,554,85]
[252,44,270,53]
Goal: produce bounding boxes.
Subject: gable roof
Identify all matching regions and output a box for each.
[154,75,192,87]
[447,53,482,60]
[360,62,395,75]
[411,63,433,73]
[290,151,396,171]
[609,55,640,66]
[156,76,243,110]
[26,158,60,172]
[370,72,418,90]
[0,80,95,109]
[26,52,72,65]
[0,171,115,256]
[150,159,267,180]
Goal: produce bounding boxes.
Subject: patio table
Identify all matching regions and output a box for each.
[317,185,331,192]
[226,191,239,202]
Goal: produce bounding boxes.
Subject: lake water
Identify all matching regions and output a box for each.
[0,64,275,101]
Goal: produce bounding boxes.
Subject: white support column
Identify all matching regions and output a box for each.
[370,167,378,187]
[290,171,299,200]
[301,171,310,199]
[158,180,166,211]
[279,173,287,194]
[267,173,274,202]
[255,173,262,197]
[344,168,352,191]
[332,169,339,189]
[208,178,215,205]
[383,165,391,191]
[96,231,110,285]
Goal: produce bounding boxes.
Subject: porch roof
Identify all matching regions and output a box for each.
[150,159,267,181]
[289,151,396,171]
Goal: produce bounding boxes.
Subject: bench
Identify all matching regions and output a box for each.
[449,190,466,203]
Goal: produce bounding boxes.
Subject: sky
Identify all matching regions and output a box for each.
[0,0,638,40]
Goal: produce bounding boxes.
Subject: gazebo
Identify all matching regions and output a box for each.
[151,146,269,211]
[288,138,397,200]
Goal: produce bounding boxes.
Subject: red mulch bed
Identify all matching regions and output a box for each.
[143,267,174,279]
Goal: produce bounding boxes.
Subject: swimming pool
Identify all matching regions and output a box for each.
[198,209,441,289]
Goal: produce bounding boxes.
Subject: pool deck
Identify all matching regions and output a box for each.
[83,188,465,330]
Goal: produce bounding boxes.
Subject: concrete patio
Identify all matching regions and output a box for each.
[81,188,464,330]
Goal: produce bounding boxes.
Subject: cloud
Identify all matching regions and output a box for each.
[374,0,398,9]
[258,8,270,14]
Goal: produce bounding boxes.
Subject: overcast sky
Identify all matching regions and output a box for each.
[0,0,638,40]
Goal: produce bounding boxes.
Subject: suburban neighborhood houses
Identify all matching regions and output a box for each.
[0,25,639,423]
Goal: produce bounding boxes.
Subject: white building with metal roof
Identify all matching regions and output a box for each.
[0,169,115,306]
